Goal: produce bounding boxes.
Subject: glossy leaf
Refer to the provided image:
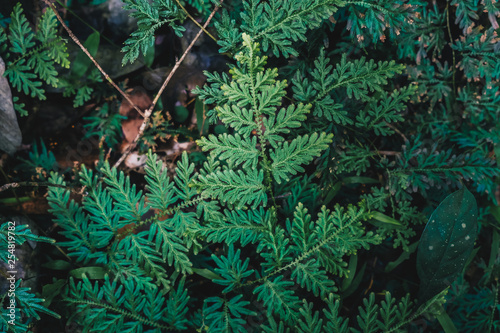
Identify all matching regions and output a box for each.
[416,187,478,305]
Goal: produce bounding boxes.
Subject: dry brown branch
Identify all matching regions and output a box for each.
[385,122,408,142]
[112,1,223,169]
[174,0,217,42]
[42,0,145,118]
[0,181,76,194]
[376,150,401,156]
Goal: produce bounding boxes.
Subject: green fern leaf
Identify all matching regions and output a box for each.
[115,233,169,284]
[194,168,267,209]
[8,3,35,54]
[216,104,259,136]
[323,294,350,333]
[145,150,177,213]
[197,133,260,169]
[292,259,337,298]
[239,0,341,57]
[263,102,311,147]
[353,293,379,333]
[212,244,254,293]
[121,0,185,65]
[254,275,301,323]
[270,132,333,183]
[174,152,197,201]
[200,208,269,246]
[4,60,44,99]
[297,300,323,333]
[47,173,107,264]
[164,278,190,330]
[205,295,256,333]
[101,162,148,223]
[355,85,417,136]
[148,219,193,274]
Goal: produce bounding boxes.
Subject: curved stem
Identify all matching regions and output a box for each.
[43,0,146,118]
[113,1,223,169]
[174,0,218,42]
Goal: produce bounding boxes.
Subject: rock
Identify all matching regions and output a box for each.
[0,57,22,155]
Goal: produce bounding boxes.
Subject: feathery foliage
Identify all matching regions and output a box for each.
[0,3,69,114]
[3,0,500,331]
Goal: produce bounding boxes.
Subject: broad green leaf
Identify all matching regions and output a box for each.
[69,266,107,280]
[370,211,402,227]
[42,279,66,307]
[192,268,222,280]
[195,97,209,135]
[385,241,419,273]
[174,105,189,122]
[71,31,100,77]
[416,187,478,305]
[41,260,72,270]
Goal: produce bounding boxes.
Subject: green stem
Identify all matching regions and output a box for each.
[446,2,457,97]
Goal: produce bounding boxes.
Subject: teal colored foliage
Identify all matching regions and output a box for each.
[0,221,59,333]
[3,0,500,332]
[83,103,126,148]
[0,3,69,114]
[121,0,186,65]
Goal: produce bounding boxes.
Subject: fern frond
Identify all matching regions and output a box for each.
[323,294,350,333]
[263,103,311,147]
[212,244,254,293]
[313,204,382,276]
[101,162,148,223]
[293,50,405,124]
[197,133,260,169]
[1,3,69,104]
[108,253,158,291]
[204,295,256,333]
[148,219,193,274]
[297,300,323,333]
[216,104,259,136]
[121,0,185,65]
[174,152,197,201]
[115,232,170,287]
[145,150,177,213]
[292,259,337,299]
[47,173,107,264]
[4,60,44,99]
[200,208,269,246]
[270,132,333,183]
[258,225,294,273]
[164,278,190,330]
[452,0,479,31]
[254,275,301,323]
[194,168,267,209]
[8,4,35,54]
[79,166,124,248]
[239,0,341,57]
[353,293,379,333]
[355,85,417,136]
[65,275,173,332]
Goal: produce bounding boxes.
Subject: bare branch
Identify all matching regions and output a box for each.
[42,0,146,118]
[113,1,223,169]
[0,181,77,194]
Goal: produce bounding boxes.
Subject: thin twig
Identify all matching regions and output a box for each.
[446,2,457,96]
[376,150,401,156]
[174,0,218,42]
[385,122,408,142]
[0,181,77,194]
[113,1,222,169]
[42,0,146,118]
